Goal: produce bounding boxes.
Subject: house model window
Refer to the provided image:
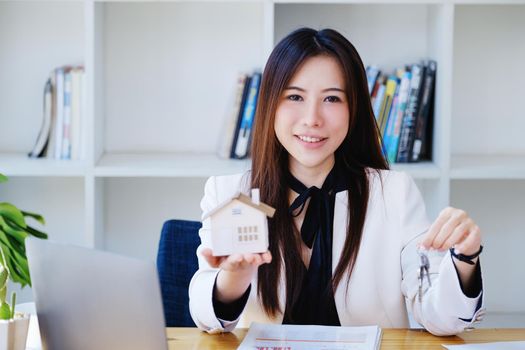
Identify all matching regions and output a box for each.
[202,189,275,256]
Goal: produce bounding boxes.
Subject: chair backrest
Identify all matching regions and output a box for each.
[156,219,202,327]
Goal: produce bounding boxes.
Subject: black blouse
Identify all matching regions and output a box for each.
[282,161,349,326]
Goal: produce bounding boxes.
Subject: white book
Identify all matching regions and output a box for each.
[61,70,72,160]
[53,67,65,159]
[217,73,247,159]
[28,78,53,158]
[79,72,86,160]
[45,72,57,159]
[238,323,382,350]
[70,67,83,160]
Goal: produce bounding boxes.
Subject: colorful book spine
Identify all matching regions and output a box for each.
[70,67,84,160]
[366,65,380,95]
[218,73,248,159]
[230,75,252,158]
[378,76,398,136]
[396,64,424,163]
[387,70,411,163]
[372,80,386,123]
[233,72,261,159]
[28,78,53,158]
[53,67,65,159]
[411,60,437,162]
[382,84,400,158]
[61,70,72,160]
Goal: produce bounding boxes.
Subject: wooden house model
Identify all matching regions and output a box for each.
[203,189,275,256]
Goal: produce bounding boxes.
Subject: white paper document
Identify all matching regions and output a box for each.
[237,323,382,350]
[442,341,525,349]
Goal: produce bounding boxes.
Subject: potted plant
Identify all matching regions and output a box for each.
[0,173,48,350]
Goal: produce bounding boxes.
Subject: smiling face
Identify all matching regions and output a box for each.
[274,55,350,177]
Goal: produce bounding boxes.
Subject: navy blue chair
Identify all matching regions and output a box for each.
[156,219,202,327]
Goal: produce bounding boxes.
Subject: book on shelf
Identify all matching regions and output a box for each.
[385,69,412,164]
[366,65,380,95]
[217,73,249,159]
[28,78,53,158]
[382,72,401,158]
[365,60,436,164]
[229,74,252,159]
[396,63,425,163]
[372,74,386,121]
[61,69,72,160]
[411,60,437,162]
[217,70,263,160]
[28,65,85,160]
[233,72,261,159]
[377,75,398,136]
[70,67,84,161]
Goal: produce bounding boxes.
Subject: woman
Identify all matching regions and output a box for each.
[189,27,484,336]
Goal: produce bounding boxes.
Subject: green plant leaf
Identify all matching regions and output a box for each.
[21,211,46,225]
[5,251,29,287]
[10,248,30,282]
[0,174,7,183]
[0,245,28,287]
[4,219,47,240]
[0,265,7,288]
[0,229,25,259]
[10,292,16,318]
[0,286,5,305]
[0,216,28,244]
[0,265,7,304]
[0,203,26,229]
[0,302,11,320]
[25,225,48,239]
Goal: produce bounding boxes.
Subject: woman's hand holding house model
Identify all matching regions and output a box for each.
[202,188,275,304]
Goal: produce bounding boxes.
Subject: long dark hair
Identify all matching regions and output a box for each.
[250,28,389,318]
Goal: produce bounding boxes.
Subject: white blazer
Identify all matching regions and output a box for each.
[189,169,485,335]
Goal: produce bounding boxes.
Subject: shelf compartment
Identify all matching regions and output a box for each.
[101,177,205,261]
[0,175,86,238]
[451,180,525,313]
[452,5,525,155]
[0,1,85,153]
[95,1,265,155]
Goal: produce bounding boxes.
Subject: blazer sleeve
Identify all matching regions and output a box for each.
[398,172,485,336]
[188,176,246,333]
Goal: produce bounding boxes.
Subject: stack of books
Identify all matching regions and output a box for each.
[28,66,85,160]
[218,71,261,160]
[367,60,437,164]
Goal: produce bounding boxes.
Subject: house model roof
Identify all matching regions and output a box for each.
[202,192,276,220]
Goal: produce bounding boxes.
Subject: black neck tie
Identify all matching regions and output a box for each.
[283,162,347,326]
[287,168,336,249]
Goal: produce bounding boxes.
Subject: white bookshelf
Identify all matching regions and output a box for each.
[1,0,524,325]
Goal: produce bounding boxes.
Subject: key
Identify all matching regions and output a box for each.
[418,249,431,303]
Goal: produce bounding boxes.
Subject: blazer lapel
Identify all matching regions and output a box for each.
[332,191,349,322]
[332,191,348,274]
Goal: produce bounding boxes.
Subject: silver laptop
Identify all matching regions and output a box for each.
[26,238,168,350]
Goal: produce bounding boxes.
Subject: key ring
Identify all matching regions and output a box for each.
[417,248,432,303]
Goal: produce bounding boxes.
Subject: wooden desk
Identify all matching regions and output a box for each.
[167,328,525,349]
